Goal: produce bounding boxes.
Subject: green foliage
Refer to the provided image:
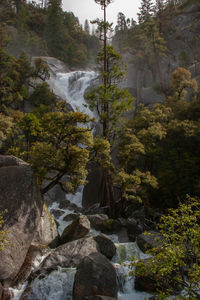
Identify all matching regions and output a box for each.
[0,210,9,251]
[9,111,93,193]
[86,45,134,143]
[120,68,200,208]
[0,52,50,112]
[28,82,57,109]
[0,0,100,67]
[131,196,200,298]
[0,113,13,144]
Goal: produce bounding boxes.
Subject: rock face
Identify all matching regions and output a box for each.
[87,214,109,231]
[73,252,117,300]
[31,237,99,278]
[137,231,163,253]
[94,234,116,260]
[113,4,200,106]
[33,203,59,248]
[0,156,43,285]
[82,162,103,208]
[60,215,90,244]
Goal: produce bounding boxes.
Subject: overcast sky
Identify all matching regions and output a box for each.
[62,0,142,27]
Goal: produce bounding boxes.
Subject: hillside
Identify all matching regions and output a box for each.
[0,0,100,68]
[113,0,200,105]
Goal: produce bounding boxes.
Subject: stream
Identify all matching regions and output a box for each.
[11,70,151,300]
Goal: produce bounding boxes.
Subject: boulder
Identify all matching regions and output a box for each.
[101,219,121,233]
[73,252,117,300]
[60,215,90,244]
[94,234,116,260]
[84,203,109,215]
[33,204,59,248]
[12,245,41,287]
[137,231,163,253]
[50,208,65,219]
[127,218,143,242]
[63,213,79,222]
[0,156,43,285]
[30,237,99,279]
[87,214,109,231]
[44,183,66,207]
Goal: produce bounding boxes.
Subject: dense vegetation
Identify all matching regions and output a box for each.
[0,0,200,297]
[0,0,100,67]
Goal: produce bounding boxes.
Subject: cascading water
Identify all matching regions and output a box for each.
[51,70,96,117]
[11,69,151,300]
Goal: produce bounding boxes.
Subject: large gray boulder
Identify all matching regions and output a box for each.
[87,214,109,231]
[94,234,116,260]
[0,156,43,285]
[73,252,117,300]
[60,215,90,244]
[32,203,59,248]
[137,231,163,253]
[30,236,99,279]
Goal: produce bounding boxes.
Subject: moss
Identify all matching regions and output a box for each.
[103,219,115,230]
[43,203,54,231]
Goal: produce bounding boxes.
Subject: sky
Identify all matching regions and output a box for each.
[62,0,142,27]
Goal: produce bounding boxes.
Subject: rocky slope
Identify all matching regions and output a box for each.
[118,2,200,105]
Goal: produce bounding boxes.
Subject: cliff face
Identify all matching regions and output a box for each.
[118,2,200,105]
[0,156,43,286]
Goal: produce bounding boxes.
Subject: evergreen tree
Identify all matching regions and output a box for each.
[86,0,134,217]
[44,0,65,59]
[137,0,154,24]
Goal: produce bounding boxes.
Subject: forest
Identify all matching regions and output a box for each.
[0,0,200,299]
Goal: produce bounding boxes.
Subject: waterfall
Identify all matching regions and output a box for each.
[113,243,152,300]
[50,70,96,118]
[11,69,152,300]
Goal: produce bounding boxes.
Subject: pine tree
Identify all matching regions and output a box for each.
[86,0,134,217]
[137,0,154,24]
[45,0,65,58]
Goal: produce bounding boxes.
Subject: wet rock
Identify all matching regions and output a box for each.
[87,214,109,231]
[30,237,99,279]
[127,218,143,242]
[60,215,90,244]
[117,218,127,227]
[12,245,40,287]
[50,208,65,219]
[84,203,109,215]
[94,234,116,260]
[0,156,43,285]
[63,213,79,222]
[44,183,66,207]
[73,252,117,300]
[59,199,71,209]
[33,204,59,248]
[101,219,121,233]
[137,231,163,253]
[19,286,33,300]
[0,288,13,300]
